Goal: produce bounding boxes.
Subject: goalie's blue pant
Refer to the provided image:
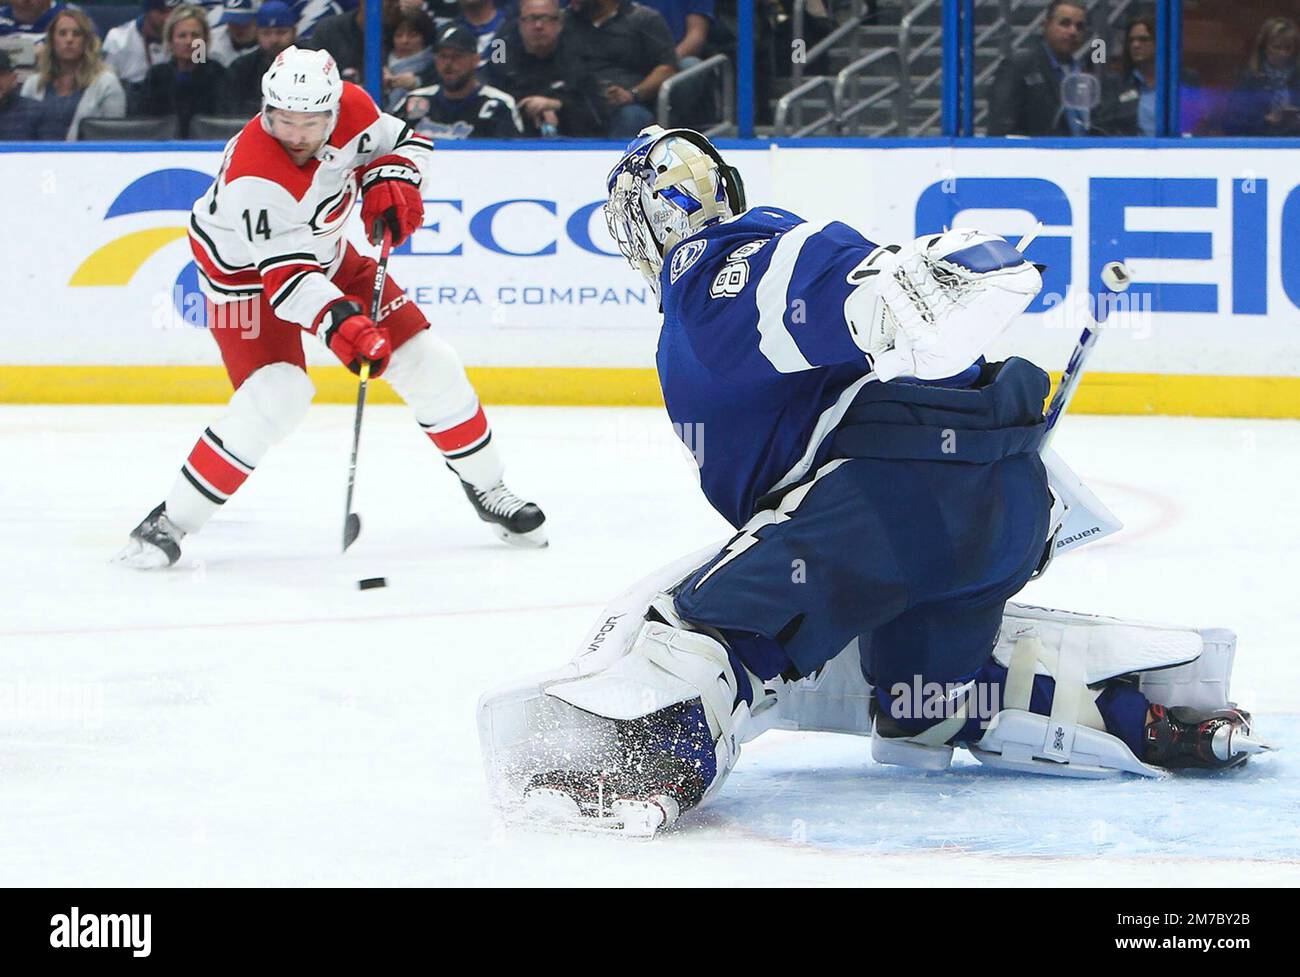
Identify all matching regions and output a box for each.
[675,357,1051,687]
[673,357,1150,752]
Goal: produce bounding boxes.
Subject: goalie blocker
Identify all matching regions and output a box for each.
[478,549,1271,838]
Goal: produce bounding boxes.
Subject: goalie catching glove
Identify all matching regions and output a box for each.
[846,229,1043,381]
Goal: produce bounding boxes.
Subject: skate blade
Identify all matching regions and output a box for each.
[491,523,549,549]
[111,538,174,570]
[1232,732,1275,756]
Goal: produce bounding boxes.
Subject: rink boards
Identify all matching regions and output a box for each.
[1,138,1299,417]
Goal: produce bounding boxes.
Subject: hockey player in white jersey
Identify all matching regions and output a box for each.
[116,46,546,569]
[477,127,1270,837]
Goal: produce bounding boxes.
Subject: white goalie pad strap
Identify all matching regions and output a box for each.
[1043,626,1088,761]
[909,697,969,748]
[1003,634,1039,711]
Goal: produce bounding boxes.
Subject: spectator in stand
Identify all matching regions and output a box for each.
[0,0,65,37]
[21,6,126,139]
[383,7,436,108]
[224,0,295,116]
[104,0,180,89]
[1098,12,1156,136]
[133,3,228,136]
[421,0,457,20]
[391,22,521,138]
[1225,17,1300,137]
[209,0,260,66]
[565,0,676,138]
[292,0,352,41]
[0,48,41,138]
[455,0,504,62]
[641,0,709,65]
[486,0,607,137]
[641,0,712,125]
[988,0,1097,136]
[305,0,396,82]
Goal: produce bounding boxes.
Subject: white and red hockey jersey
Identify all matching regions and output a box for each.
[188,82,434,333]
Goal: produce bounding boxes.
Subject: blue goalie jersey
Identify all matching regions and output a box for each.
[657,207,885,528]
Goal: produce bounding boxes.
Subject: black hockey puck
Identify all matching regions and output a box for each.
[357,577,387,590]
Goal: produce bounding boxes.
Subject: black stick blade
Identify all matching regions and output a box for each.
[343,512,361,551]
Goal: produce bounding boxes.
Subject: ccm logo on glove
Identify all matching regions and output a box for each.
[360,154,424,247]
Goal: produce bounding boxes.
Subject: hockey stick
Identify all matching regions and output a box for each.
[1040,260,1131,451]
[342,220,393,552]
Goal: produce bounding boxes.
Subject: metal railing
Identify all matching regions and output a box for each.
[657,54,736,137]
[898,0,943,133]
[834,48,905,135]
[774,75,838,136]
[791,0,868,87]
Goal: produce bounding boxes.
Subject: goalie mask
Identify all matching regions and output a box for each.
[605,126,746,299]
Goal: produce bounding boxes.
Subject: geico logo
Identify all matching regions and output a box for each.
[916,176,1300,315]
[397,198,618,258]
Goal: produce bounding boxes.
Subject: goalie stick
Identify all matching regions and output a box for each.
[1041,260,1132,451]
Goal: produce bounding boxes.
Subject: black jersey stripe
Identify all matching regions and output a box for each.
[190,215,253,274]
[257,251,318,273]
[269,270,316,310]
[196,267,261,298]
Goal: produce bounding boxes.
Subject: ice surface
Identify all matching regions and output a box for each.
[1,404,1297,886]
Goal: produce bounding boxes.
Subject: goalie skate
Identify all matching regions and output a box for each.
[1143,704,1273,770]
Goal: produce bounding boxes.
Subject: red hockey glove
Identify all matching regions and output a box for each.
[360,154,424,246]
[320,298,391,377]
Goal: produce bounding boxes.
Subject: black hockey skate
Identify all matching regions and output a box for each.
[1142,704,1272,770]
[521,700,713,837]
[460,480,547,547]
[114,503,185,570]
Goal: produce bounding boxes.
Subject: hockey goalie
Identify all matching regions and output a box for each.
[477,127,1272,837]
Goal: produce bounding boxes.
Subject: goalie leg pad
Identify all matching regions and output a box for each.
[850,604,1237,778]
[542,597,768,814]
[966,602,1229,778]
[479,545,768,836]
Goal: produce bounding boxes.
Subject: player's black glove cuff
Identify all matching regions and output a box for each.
[321,298,365,344]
